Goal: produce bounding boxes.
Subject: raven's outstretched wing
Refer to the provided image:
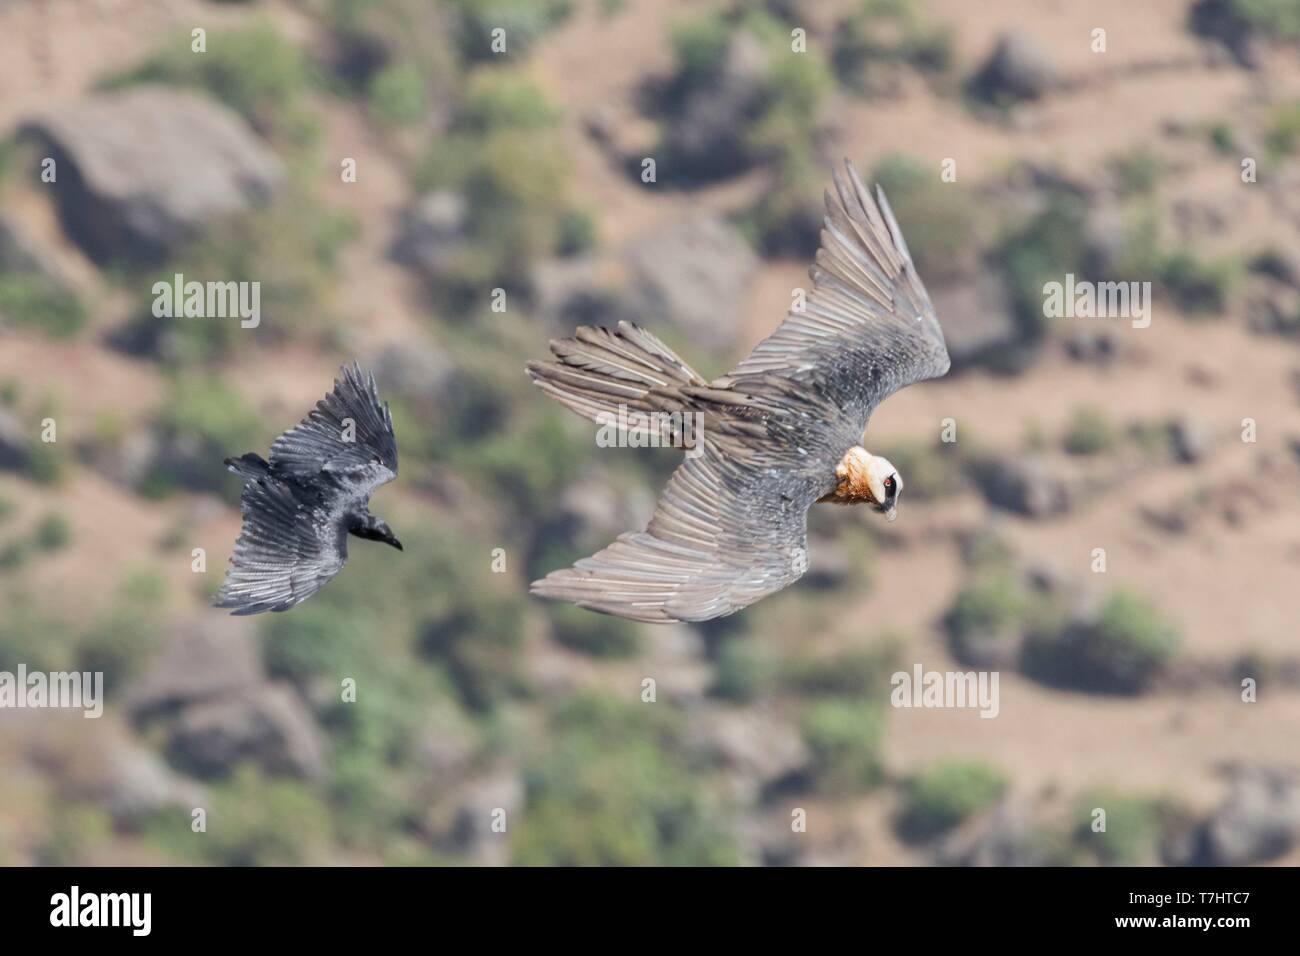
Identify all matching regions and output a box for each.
[269,362,398,494]
[214,477,347,615]
[720,158,950,458]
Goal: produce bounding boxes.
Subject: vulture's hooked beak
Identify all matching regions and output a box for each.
[882,504,897,523]
[387,535,404,551]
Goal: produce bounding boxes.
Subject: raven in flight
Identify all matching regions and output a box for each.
[527,159,950,623]
[214,362,401,615]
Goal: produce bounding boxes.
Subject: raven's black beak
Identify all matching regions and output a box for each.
[387,536,404,551]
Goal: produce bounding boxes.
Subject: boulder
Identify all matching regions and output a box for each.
[0,213,68,286]
[927,273,1019,371]
[1171,416,1214,464]
[972,454,1071,518]
[1198,767,1300,866]
[625,215,758,354]
[102,739,207,824]
[166,684,325,781]
[20,86,284,265]
[693,706,809,790]
[127,615,263,717]
[968,32,1063,103]
[389,190,469,282]
[372,338,459,410]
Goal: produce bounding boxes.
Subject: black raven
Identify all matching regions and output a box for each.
[214,362,401,615]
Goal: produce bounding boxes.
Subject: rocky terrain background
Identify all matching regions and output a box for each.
[0,0,1299,866]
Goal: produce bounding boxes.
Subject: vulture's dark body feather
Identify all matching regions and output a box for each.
[214,363,400,615]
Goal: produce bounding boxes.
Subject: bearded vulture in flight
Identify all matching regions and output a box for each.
[526,159,950,623]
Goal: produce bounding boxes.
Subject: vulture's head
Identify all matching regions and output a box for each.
[862,452,901,522]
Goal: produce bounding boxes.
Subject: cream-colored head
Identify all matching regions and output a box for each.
[862,452,901,522]
[831,447,902,520]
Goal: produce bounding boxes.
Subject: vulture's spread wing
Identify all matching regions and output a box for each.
[531,444,819,623]
[214,477,348,615]
[722,158,950,460]
[269,362,398,496]
[530,378,844,623]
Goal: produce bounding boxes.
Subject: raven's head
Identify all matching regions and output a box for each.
[351,514,404,551]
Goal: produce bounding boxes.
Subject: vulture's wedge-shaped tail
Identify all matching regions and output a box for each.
[527,159,950,623]
[214,362,401,615]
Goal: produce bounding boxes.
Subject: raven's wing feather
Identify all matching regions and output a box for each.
[269,362,398,495]
[721,159,950,459]
[213,477,347,615]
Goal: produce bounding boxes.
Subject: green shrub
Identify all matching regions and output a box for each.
[127,196,358,363]
[780,642,901,698]
[145,377,261,499]
[368,62,427,125]
[944,570,1025,664]
[898,759,1007,839]
[33,512,71,551]
[1022,591,1179,694]
[661,9,833,183]
[710,638,773,703]
[0,590,75,672]
[202,766,333,865]
[801,698,886,792]
[109,23,319,146]
[1073,788,1162,865]
[998,191,1089,345]
[873,154,985,282]
[1158,251,1237,316]
[548,603,639,658]
[448,0,573,62]
[513,695,737,865]
[37,803,113,866]
[411,72,578,295]
[1063,406,1119,456]
[0,275,86,338]
[833,0,953,94]
[77,569,167,694]
[1229,0,1300,40]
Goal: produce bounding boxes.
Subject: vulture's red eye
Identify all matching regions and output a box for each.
[884,477,894,489]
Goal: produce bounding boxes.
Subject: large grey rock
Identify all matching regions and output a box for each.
[1199,767,1300,866]
[166,684,325,781]
[0,214,67,285]
[372,338,459,409]
[694,707,809,791]
[390,190,469,282]
[927,273,1019,370]
[103,739,207,824]
[969,32,1063,103]
[625,215,758,354]
[128,615,263,717]
[973,454,1072,518]
[20,86,284,264]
